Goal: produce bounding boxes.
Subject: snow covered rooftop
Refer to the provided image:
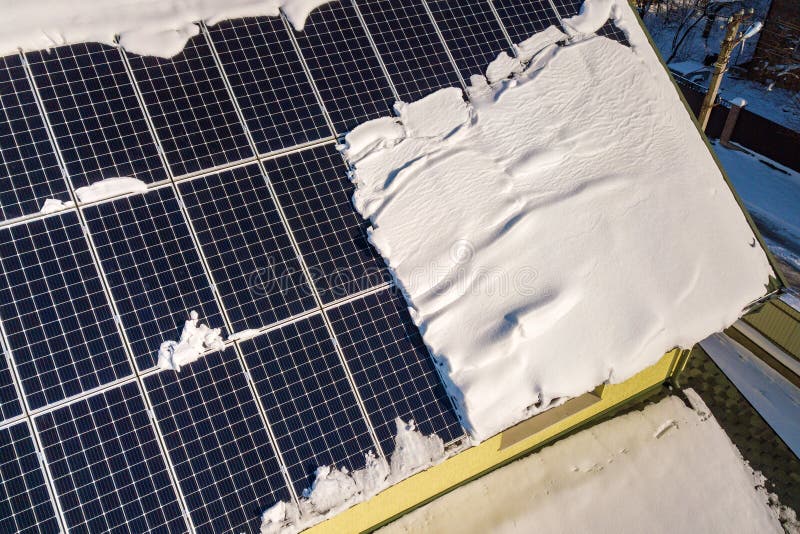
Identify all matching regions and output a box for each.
[343,1,773,440]
[0,0,781,532]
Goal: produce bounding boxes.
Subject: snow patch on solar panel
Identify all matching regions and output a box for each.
[74,177,147,203]
[342,0,774,442]
[0,0,334,57]
[260,418,448,533]
[157,310,225,371]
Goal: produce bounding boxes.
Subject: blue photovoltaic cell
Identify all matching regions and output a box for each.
[263,143,388,303]
[143,347,290,533]
[208,17,332,155]
[0,422,60,534]
[293,1,397,135]
[126,32,253,178]
[0,351,21,423]
[0,55,69,222]
[551,0,630,45]
[491,0,562,44]
[240,315,376,493]
[84,187,224,371]
[327,288,463,455]
[35,382,187,533]
[177,163,316,333]
[26,43,167,189]
[0,211,131,410]
[356,0,462,102]
[426,0,513,81]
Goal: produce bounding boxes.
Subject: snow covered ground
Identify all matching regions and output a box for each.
[644,3,800,132]
[379,394,798,534]
[713,142,800,275]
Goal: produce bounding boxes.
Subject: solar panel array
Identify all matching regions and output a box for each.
[0,1,629,531]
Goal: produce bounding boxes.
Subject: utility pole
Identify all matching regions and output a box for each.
[698,9,753,131]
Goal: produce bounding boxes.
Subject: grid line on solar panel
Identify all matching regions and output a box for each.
[25,43,169,190]
[490,0,563,44]
[290,1,398,135]
[239,314,377,494]
[124,31,254,179]
[83,186,225,372]
[34,381,188,533]
[0,421,62,534]
[176,163,317,333]
[426,0,515,81]
[142,347,291,533]
[0,211,132,411]
[262,142,389,304]
[550,0,630,45]
[326,287,464,455]
[205,17,332,157]
[0,54,70,223]
[0,345,23,422]
[355,0,464,102]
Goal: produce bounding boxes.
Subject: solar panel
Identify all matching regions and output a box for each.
[26,43,167,189]
[551,0,631,45]
[326,288,464,455]
[426,0,514,81]
[239,314,376,493]
[291,1,397,135]
[355,0,463,102]
[262,143,388,303]
[126,32,254,178]
[0,212,131,410]
[0,421,61,534]
[142,347,291,532]
[34,382,187,532]
[176,163,316,332]
[207,17,332,156]
[83,187,224,371]
[491,0,563,44]
[0,55,69,222]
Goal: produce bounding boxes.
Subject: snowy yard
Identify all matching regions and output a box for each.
[380,394,797,534]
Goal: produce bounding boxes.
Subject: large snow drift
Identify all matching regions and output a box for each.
[343,2,773,440]
[0,0,333,58]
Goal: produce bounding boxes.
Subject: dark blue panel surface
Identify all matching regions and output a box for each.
[293,1,396,134]
[427,0,513,81]
[240,315,376,493]
[0,422,60,534]
[0,55,69,222]
[551,0,630,45]
[0,212,131,410]
[84,187,224,371]
[143,348,290,533]
[209,17,331,155]
[177,164,315,332]
[27,43,167,189]
[492,0,562,44]
[263,144,387,303]
[126,32,253,177]
[356,0,462,101]
[35,382,186,533]
[326,288,463,454]
[0,348,21,422]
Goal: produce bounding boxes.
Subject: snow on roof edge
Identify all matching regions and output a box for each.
[0,0,334,58]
